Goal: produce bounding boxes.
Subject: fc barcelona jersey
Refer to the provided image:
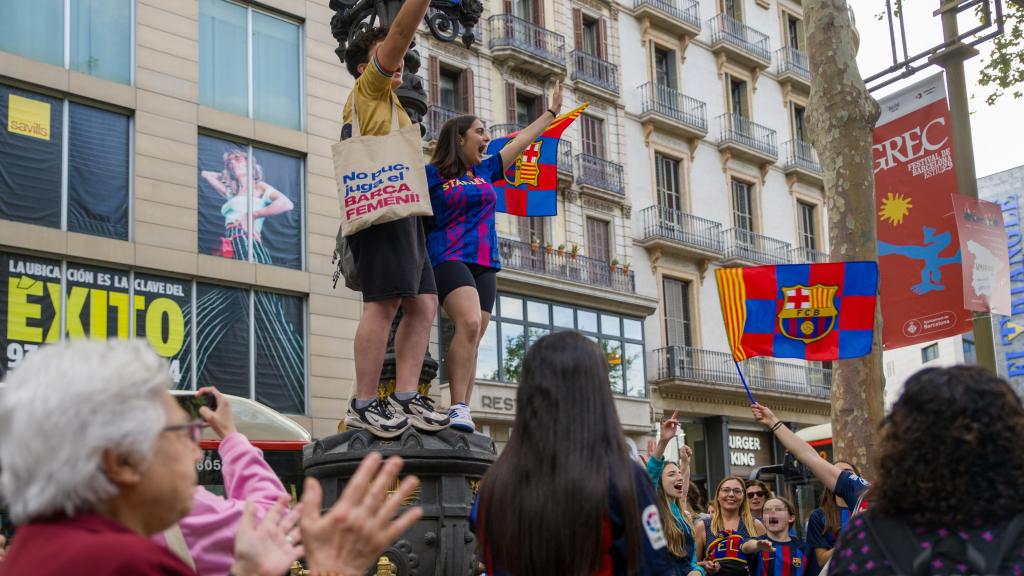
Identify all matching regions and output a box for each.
[752,538,810,576]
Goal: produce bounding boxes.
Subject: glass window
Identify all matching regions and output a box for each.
[624,318,643,340]
[553,305,574,329]
[501,322,525,383]
[68,103,130,240]
[600,313,620,336]
[477,323,499,380]
[528,326,549,345]
[70,0,132,84]
[198,135,304,270]
[664,278,693,348]
[201,0,302,129]
[624,342,646,397]
[135,273,192,389]
[798,201,817,251]
[604,339,624,394]
[732,180,754,235]
[577,310,598,333]
[0,85,130,239]
[921,343,939,363]
[439,68,460,111]
[0,0,64,68]
[499,295,524,321]
[255,291,305,414]
[253,12,302,130]
[656,153,682,214]
[527,301,548,324]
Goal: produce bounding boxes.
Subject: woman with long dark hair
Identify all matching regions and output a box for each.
[830,366,1024,575]
[474,331,675,575]
[805,460,860,571]
[424,82,563,432]
[694,476,766,576]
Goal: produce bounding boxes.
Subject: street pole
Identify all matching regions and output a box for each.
[934,1,998,372]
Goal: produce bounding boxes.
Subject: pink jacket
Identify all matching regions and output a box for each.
[155,432,289,576]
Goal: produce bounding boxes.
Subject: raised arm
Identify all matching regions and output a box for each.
[500,81,564,170]
[201,170,231,199]
[751,403,842,492]
[678,443,692,509]
[376,0,431,72]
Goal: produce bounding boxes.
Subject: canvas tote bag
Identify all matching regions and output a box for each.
[332,100,432,237]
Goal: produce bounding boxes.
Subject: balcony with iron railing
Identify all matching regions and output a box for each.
[424,105,461,142]
[790,245,829,263]
[652,346,832,399]
[498,236,635,293]
[636,205,724,258]
[708,13,772,68]
[782,138,822,183]
[638,82,708,140]
[571,50,619,96]
[576,153,625,197]
[723,227,792,265]
[717,113,778,163]
[488,14,566,75]
[634,0,701,36]
[776,46,810,87]
[489,123,574,179]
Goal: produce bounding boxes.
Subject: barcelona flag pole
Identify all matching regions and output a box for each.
[732,360,758,406]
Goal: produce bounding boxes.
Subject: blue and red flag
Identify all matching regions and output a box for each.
[715,262,878,362]
[486,103,588,216]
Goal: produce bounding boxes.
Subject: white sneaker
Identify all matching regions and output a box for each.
[388,393,450,432]
[447,403,475,433]
[344,398,410,438]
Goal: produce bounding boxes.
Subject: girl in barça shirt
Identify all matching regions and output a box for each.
[423,81,563,433]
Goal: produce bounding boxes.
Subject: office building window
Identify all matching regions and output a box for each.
[0,84,130,239]
[0,252,307,414]
[198,135,304,270]
[921,343,939,363]
[444,294,646,397]
[798,201,817,251]
[0,0,132,84]
[200,0,302,129]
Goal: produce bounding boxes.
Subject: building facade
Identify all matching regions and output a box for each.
[0,0,834,491]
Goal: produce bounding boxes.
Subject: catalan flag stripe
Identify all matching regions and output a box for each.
[715,267,748,361]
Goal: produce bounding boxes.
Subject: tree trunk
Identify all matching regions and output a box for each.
[804,0,884,477]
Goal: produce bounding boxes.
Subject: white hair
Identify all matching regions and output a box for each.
[0,340,171,523]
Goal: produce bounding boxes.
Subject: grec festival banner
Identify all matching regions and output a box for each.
[873,72,971,349]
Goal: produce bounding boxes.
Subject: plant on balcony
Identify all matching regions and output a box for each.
[570,243,579,259]
[622,262,631,274]
[545,242,553,255]
[609,258,619,272]
[556,243,566,257]
[530,237,540,252]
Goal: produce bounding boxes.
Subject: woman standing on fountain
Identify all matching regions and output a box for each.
[425,82,563,432]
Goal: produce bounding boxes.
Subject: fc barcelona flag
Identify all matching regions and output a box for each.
[486,103,588,216]
[715,262,878,362]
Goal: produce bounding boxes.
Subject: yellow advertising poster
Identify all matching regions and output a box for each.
[8,94,51,140]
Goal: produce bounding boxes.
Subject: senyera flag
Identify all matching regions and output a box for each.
[715,262,878,362]
[486,103,588,216]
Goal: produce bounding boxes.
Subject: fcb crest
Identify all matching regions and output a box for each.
[507,141,542,187]
[778,284,839,343]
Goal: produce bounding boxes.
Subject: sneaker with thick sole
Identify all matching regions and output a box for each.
[344,398,409,438]
[389,393,450,432]
[448,403,475,433]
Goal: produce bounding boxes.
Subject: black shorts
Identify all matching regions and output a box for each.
[433,260,497,313]
[347,216,437,302]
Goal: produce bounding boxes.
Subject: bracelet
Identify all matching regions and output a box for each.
[770,421,783,433]
[547,108,558,117]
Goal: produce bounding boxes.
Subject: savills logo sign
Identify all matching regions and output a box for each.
[7,94,51,141]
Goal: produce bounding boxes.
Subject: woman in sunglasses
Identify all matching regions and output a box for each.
[744,480,773,522]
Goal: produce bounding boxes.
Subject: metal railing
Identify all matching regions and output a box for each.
[634,0,701,29]
[639,82,707,132]
[425,105,461,141]
[498,236,635,293]
[639,205,724,253]
[571,50,619,94]
[790,246,829,263]
[489,123,523,139]
[776,46,810,80]
[708,13,771,62]
[653,346,832,399]
[723,227,792,264]
[576,153,625,195]
[488,14,566,67]
[783,138,821,173]
[718,113,778,157]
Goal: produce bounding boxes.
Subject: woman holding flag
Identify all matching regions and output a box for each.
[424,81,563,432]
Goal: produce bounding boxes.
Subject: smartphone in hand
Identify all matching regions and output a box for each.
[171,391,217,420]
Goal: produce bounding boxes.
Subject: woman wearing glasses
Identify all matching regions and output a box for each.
[695,477,767,576]
[744,480,772,522]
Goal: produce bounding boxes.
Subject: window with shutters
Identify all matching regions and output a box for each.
[729,77,750,118]
[439,68,459,111]
[506,83,544,126]
[587,217,611,263]
[732,179,755,243]
[791,103,807,141]
[798,201,817,251]
[573,9,608,60]
[656,153,683,216]
[654,47,677,90]
[722,0,744,21]
[506,0,544,25]
[663,278,693,348]
[517,216,546,245]
[430,58,474,114]
[580,115,606,158]
[786,14,804,50]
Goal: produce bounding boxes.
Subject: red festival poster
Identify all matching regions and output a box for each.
[952,195,1012,316]
[873,73,972,349]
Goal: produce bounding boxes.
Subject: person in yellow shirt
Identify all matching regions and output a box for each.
[339,5,450,438]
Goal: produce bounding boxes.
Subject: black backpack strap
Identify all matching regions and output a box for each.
[861,514,922,576]
[990,512,1024,573]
